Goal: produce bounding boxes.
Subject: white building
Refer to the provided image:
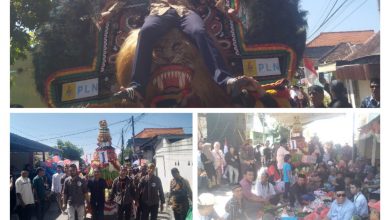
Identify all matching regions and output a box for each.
[154,136,193,194]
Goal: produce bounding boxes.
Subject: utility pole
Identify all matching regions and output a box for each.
[132,116,135,149]
[121,128,124,165]
[377,0,380,12]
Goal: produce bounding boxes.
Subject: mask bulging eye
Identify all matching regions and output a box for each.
[172,42,182,52]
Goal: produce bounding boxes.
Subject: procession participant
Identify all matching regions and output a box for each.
[239,168,267,219]
[169,178,190,220]
[63,164,90,220]
[212,141,226,187]
[32,167,46,220]
[109,166,135,220]
[88,168,108,220]
[170,168,192,202]
[324,185,356,220]
[350,180,369,219]
[102,0,259,104]
[225,184,247,220]
[134,163,148,220]
[137,163,165,220]
[15,170,35,220]
[51,165,65,213]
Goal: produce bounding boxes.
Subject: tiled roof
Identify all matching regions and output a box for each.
[318,43,358,64]
[135,128,184,138]
[307,30,375,48]
[344,32,380,61]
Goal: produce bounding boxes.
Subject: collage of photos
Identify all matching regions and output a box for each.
[8,0,383,220]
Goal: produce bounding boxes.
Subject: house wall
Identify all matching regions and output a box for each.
[357,80,371,105]
[155,138,193,194]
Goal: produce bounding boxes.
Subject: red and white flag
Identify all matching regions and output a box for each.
[223,138,228,154]
[303,57,317,85]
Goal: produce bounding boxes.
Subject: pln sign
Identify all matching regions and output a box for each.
[61,78,99,101]
[243,58,281,77]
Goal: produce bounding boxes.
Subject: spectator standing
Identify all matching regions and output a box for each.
[15,170,35,220]
[225,146,240,185]
[212,142,226,186]
[33,167,46,220]
[51,165,65,213]
[361,78,380,108]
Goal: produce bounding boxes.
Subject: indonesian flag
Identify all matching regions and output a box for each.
[303,57,317,85]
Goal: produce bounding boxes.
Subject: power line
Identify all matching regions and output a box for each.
[308,0,353,39]
[36,116,139,142]
[329,0,369,31]
[311,0,337,33]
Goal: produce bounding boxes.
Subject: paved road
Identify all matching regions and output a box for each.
[11,201,173,220]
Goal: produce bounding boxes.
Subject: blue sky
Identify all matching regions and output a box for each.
[300,0,380,41]
[10,113,192,158]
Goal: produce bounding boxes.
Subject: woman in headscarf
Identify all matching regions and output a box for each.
[201,143,217,187]
[212,142,226,187]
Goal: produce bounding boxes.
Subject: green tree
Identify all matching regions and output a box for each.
[10,0,52,65]
[33,0,97,97]
[118,147,133,165]
[55,139,84,163]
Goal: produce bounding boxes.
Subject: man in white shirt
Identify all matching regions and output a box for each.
[51,165,65,213]
[350,180,369,219]
[15,170,35,220]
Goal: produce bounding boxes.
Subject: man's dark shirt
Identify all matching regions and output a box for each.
[291,183,308,205]
[110,176,135,205]
[63,176,88,206]
[88,178,107,206]
[225,197,247,220]
[33,175,46,200]
[138,175,165,206]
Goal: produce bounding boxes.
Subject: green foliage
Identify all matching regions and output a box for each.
[242,0,307,62]
[55,139,84,162]
[33,0,97,97]
[10,0,52,65]
[118,147,133,165]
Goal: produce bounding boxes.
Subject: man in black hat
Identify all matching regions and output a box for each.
[361,78,380,108]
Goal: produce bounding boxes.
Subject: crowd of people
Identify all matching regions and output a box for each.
[198,137,380,220]
[289,78,380,108]
[11,163,192,220]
